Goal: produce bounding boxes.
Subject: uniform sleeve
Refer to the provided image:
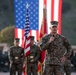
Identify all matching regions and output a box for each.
[33,46,40,62]
[9,47,13,61]
[21,48,24,62]
[40,37,50,50]
[63,37,72,59]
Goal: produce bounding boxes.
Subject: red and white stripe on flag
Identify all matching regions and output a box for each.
[46,0,62,34]
[15,28,25,48]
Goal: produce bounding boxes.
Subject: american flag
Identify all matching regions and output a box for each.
[24,3,30,56]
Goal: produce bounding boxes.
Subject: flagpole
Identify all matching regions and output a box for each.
[23,38,27,75]
[23,3,30,75]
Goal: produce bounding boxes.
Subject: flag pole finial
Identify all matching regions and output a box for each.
[26,3,29,9]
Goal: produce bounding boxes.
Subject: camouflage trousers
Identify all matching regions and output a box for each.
[10,63,23,75]
[27,63,38,75]
[43,64,64,75]
[64,60,71,75]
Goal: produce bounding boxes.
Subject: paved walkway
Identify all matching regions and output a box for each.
[0,72,76,75]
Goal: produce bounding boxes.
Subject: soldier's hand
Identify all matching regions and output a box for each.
[10,61,12,67]
[60,56,66,63]
[10,61,12,64]
[48,36,54,43]
[30,60,34,62]
[23,61,26,65]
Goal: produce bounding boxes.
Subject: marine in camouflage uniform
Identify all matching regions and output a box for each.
[9,38,24,75]
[40,21,72,75]
[27,36,40,75]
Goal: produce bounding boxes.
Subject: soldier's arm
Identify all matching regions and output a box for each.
[21,48,24,62]
[41,42,50,50]
[40,37,50,50]
[33,46,40,62]
[9,47,13,62]
[21,48,24,57]
[63,37,72,59]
